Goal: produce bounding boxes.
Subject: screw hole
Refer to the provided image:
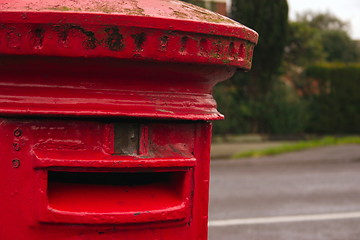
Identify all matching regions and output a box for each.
[12,159,20,168]
[14,129,22,137]
[13,143,20,151]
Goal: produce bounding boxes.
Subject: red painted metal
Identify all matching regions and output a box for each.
[0,0,257,120]
[0,0,257,239]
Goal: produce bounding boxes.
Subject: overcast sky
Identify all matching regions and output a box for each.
[287,0,360,39]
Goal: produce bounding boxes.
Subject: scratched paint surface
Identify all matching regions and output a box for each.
[0,118,212,239]
[0,56,236,120]
[1,0,254,30]
[0,0,257,239]
[0,0,258,68]
[0,0,257,120]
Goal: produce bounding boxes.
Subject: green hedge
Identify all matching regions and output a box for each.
[213,79,309,135]
[305,63,360,134]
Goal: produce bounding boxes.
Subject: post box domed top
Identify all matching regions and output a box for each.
[0,0,258,69]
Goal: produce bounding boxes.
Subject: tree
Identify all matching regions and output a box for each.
[214,0,289,133]
[285,11,360,64]
[321,30,359,62]
[283,11,360,99]
[296,11,349,32]
[230,0,289,99]
[284,21,326,66]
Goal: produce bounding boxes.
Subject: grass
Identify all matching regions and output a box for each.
[232,136,360,159]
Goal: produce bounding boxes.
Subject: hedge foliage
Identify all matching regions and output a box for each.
[214,63,360,135]
[305,63,360,134]
[213,79,309,135]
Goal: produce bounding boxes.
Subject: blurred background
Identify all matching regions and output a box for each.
[182,0,359,141]
[181,1,360,239]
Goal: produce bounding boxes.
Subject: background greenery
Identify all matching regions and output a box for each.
[305,63,360,134]
[181,0,360,136]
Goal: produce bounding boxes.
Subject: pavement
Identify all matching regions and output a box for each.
[209,144,360,240]
[211,141,288,159]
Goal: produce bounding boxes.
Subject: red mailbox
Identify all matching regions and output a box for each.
[0,0,257,239]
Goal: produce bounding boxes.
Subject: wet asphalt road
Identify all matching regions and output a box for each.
[209,145,360,240]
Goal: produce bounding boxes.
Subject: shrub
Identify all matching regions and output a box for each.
[305,63,360,134]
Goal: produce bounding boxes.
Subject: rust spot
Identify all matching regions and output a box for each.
[210,52,220,59]
[132,53,142,58]
[212,40,223,57]
[31,27,45,49]
[165,30,176,36]
[104,26,124,51]
[180,36,189,53]
[239,43,245,58]
[54,25,68,43]
[245,43,253,60]
[54,25,99,49]
[131,32,146,51]
[123,7,145,16]
[159,35,169,51]
[172,10,188,19]
[228,42,235,57]
[21,13,28,19]
[199,38,209,55]
[222,59,231,64]
[5,26,22,49]
[46,6,81,12]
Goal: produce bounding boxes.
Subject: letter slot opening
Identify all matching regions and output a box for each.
[47,170,190,214]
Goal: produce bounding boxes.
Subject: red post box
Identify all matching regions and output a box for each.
[0,0,257,239]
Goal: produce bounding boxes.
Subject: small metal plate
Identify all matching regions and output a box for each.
[114,123,140,155]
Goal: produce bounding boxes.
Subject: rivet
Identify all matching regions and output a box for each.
[14,129,22,137]
[12,159,20,168]
[13,143,20,151]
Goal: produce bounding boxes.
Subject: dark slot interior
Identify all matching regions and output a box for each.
[47,170,187,213]
[48,171,171,186]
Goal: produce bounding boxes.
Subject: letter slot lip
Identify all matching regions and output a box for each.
[32,149,196,169]
[36,168,194,225]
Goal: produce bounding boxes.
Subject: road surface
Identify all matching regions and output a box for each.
[209,145,360,240]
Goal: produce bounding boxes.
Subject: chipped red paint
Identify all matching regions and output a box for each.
[0,0,257,120]
[0,0,257,239]
[0,119,210,238]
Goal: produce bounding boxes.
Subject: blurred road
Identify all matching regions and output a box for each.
[211,141,287,159]
[209,145,360,240]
